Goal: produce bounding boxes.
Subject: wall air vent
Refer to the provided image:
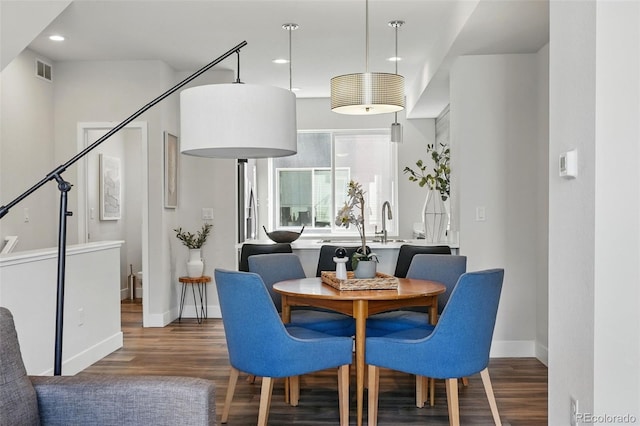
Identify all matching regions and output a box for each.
[35,59,52,82]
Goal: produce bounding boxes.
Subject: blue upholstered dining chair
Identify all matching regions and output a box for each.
[393,244,452,278]
[248,253,355,336]
[366,254,467,407]
[214,269,353,426]
[366,269,505,426]
[366,254,467,336]
[238,242,292,272]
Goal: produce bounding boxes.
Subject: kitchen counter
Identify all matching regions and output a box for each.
[290,238,458,250]
[238,237,458,277]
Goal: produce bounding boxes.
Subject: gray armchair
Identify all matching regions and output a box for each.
[0,307,216,426]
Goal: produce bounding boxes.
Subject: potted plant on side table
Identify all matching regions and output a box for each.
[174,223,213,278]
[335,180,378,278]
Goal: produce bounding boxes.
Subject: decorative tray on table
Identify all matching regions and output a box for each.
[321,271,399,291]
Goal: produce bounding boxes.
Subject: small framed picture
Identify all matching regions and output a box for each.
[100,154,121,220]
[164,131,179,208]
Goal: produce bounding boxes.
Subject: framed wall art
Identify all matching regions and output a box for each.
[164,131,179,208]
[100,154,121,220]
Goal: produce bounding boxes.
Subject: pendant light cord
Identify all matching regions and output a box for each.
[394,22,398,122]
[388,20,404,129]
[282,23,298,92]
[289,25,293,91]
[394,24,398,75]
[365,0,369,72]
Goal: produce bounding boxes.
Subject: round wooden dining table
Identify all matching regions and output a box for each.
[273,277,446,426]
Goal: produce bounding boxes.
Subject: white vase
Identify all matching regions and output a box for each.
[187,248,204,278]
[354,260,377,279]
[422,189,448,243]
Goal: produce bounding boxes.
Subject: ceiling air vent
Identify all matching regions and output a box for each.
[35,59,52,82]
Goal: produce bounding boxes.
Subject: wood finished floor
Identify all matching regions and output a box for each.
[81,301,548,425]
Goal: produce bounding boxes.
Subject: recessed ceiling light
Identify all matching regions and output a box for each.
[387,56,402,62]
[291,87,300,92]
[49,35,65,42]
[272,59,289,64]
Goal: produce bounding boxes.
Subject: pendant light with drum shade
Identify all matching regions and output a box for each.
[389,20,404,142]
[180,50,297,159]
[330,0,405,115]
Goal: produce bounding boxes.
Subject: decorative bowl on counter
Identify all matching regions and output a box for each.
[263,226,305,243]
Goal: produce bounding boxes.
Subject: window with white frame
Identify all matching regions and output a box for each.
[270,130,397,237]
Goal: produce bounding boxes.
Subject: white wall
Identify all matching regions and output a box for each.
[173,69,238,319]
[84,128,143,298]
[52,58,177,326]
[0,241,124,375]
[592,2,639,416]
[0,49,58,250]
[549,0,640,421]
[536,44,549,365]
[450,52,547,358]
[122,129,143,295]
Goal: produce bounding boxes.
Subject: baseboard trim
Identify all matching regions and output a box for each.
[535,341,549,366]
[49,331,123,375]
[490,339,536,358]
[145,311,173,327]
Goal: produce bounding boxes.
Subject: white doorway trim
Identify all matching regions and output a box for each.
[76,121,149,323]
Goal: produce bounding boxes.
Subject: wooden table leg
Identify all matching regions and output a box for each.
[280,296,292,404]
[354,299,367,426]
[429,296,438,407]
[428,297,438,325]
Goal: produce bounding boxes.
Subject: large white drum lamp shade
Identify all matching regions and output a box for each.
[180,84,297,159]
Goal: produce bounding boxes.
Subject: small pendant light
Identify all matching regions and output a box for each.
[389,20,404,143]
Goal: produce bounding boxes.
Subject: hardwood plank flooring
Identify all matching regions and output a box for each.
[81,301,547,425]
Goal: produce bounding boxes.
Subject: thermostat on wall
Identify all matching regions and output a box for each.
[559,149,578,178]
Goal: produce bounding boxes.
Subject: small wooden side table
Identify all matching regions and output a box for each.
[178,275,211,324]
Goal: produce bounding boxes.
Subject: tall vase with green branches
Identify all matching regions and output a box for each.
[403,143,450,200]
[174,223,212,277]
[404,143,450,241]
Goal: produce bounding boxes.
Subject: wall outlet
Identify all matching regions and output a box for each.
[570,396,579,426]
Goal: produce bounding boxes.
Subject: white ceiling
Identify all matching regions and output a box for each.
[1,0,549,118]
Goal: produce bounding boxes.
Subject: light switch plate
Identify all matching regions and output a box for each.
[570,396,579,426]
[560,149,578,178]
[202,208,214,220]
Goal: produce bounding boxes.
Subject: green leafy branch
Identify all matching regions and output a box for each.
[174,223,213,249]
[403,143,450,201]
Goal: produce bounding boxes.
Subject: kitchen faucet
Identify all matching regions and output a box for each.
[377,201,393,244]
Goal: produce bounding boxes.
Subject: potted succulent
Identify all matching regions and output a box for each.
[404,143,450,242]
[174,223,212,277]
[335,180,378,278]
